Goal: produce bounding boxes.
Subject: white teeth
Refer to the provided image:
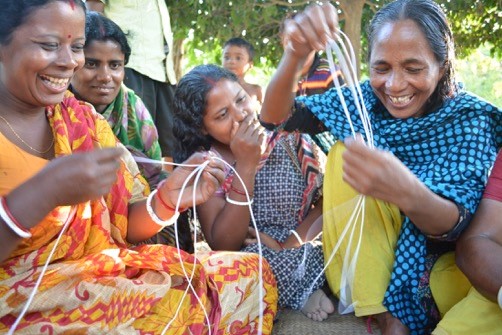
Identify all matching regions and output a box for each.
[389,95,412,104]
[40,75,69,88]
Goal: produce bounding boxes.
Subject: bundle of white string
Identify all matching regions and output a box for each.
[304,30,375,315]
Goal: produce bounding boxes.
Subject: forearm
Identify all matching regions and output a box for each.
[0,177,58,263]
[126,196,176,244]
[283,202,323,249]
[202,169,256,251]
[260,50,305,124]
[457,236,502,301]
[457,199,502,301]
[397,179,459,236]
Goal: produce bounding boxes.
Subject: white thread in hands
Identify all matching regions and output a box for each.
[138,156,265,335]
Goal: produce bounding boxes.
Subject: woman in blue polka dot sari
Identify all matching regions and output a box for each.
[260,0,502,334]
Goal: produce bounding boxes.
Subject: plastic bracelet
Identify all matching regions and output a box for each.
[289,229,303,245]
[230,184,252,197]
[156,185,186,213]
[146,189,179,227]
[498,286,502,310]
[0,197,32,239]
[225,195,253,206]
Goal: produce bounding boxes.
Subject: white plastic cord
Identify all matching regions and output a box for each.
[8,206,77,335]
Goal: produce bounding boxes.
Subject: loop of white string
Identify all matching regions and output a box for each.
[301,30,375,315]
[9,156,265,335]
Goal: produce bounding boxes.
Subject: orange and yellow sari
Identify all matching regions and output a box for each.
[0,92,277,334]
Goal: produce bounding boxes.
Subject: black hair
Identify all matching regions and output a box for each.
[0,0,86,45]
[223,37,255,62]
[367,0,456,113]
[172,64,238,253]
[173,64,238,164]
[84,11,131,65]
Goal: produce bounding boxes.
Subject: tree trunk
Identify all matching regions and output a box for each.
[337,0,366,78]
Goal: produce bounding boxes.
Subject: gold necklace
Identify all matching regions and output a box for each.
[0,114,54,154]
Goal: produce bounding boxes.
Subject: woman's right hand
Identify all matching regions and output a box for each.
[229,113,265,169]
[282,2,339,59]
[37,147,123,207]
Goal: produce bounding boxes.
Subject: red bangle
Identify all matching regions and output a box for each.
[155,181,187,212]
[230,184,252,197]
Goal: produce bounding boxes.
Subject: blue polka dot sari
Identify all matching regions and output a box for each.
[288,80,502,333]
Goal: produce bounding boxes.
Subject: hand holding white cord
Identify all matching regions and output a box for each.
[342,134,419,208]
[157,152,226,210]
[282,2,339,59]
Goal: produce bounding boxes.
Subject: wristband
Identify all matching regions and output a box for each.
[146,189,179,227]
[225,195,253,206]
[289,229,303,245]
[230,184,252,197]
[0,196,32,239]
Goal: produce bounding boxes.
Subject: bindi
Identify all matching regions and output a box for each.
[67,34,72,39]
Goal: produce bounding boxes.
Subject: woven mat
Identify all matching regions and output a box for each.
[272,308,381,335]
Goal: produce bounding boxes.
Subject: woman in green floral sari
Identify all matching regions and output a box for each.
[71,11,164,190]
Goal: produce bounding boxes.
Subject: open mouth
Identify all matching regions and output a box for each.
[388,94,413,105]
[39,75,70,90]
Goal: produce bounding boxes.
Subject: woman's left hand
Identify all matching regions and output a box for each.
[244,227,283,251]
[342,135,420,208]
[158,152,225,210]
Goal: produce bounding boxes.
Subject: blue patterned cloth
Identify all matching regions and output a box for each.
[283,80,502,333]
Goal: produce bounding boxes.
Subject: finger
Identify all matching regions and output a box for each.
[183,151,208,166]
[321,2,339,40]
[93,147,124,163]
[297,5,330,50]
[230,121,240,139]
[247,226,257,238]
[283,18,307,48]
[201,167,225,191]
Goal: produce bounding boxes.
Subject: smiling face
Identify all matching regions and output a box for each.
[369,19,444,119]
[71,40,125,113]
[0,1,85,108]
[202,79,255,146]
[222,45,252,78]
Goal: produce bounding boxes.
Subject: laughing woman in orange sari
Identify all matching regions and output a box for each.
[0,1,277,334]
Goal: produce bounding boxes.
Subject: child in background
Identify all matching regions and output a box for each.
[222,37,263,105]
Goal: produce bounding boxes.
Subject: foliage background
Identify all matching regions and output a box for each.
[168,0,501,106]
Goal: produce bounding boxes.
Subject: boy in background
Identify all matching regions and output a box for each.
[222,37,263,105]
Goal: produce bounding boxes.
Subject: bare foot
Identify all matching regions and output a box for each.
[301,289,335,321]
[375,312,409,335]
